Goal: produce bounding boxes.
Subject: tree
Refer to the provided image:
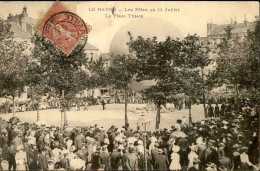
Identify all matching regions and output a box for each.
[32,32,90,126]
[0,19,29,116]
[128,33,209,128]
[25,61,50,121]
[180,34,211,119]
[212,22,260,110]
[239,20,260,90]
[107,54,137,127]
[128,34,184,129]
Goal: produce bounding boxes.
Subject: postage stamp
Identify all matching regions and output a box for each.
[37,1,90,56]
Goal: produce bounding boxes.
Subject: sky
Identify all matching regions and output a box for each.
[0,1,259,53]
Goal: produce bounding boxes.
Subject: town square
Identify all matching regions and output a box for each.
[0,1,259,171]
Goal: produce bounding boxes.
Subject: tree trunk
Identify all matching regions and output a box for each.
[124,88,128,128]
[188,97,192,124]
[12,95,15,117]
[37,103,40,122]
[235,83,240,112]
[201,66,208,118]
[155,103,161,129]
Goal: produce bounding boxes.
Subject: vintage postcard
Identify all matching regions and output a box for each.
[0,1,259,170]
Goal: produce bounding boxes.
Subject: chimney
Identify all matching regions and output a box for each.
[231,18,233,24]
[244,14,248,28]
[207,23,212,36]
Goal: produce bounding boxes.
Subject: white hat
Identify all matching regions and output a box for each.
[172,146,180,153]
[137,140,143,145]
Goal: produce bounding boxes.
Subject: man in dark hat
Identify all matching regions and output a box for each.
[27,144,38,171]
[154,148,169,171]
[110,148,123,170]
[38,148,48,171]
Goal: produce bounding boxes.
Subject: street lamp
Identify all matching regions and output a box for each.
[140,117,150,171]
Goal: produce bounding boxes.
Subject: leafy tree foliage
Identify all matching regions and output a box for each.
[32,32,90,108]
[0,19,29,116]
[128,33,207,128]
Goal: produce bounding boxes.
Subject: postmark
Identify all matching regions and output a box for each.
[37,2,90,56]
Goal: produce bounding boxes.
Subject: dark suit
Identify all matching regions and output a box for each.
[74,134,85,151]
[100,151,110,170]
[27,150,38,171]
[6,146,16,171]
[37,136,45,151]
[38,153,48,171]
[177,138,190,167]
[110,151,122,170]
[125,153,139,171]
[91,152,100,171]
[154,153,169,171]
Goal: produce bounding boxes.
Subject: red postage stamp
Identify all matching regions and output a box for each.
[37,1,90,55]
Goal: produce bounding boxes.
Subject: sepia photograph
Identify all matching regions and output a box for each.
[0,1,259,170]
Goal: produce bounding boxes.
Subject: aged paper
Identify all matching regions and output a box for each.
[0,1,259,171]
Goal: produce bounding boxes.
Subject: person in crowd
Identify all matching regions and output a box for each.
[169,146,181,170]
[101,99,106,110]
[207,104,214,117]
[0,96,258,171]
[15,145,26,170]
[6,142,16,171]
[125,147,139,170]
[38,148,48,171]
[215,103,220,117]
[0,148,3,171]
[221,102,226,117]
[74,129,85,151]
[91,146,101,171]
[218,149,232,171]
[154,148,169,171]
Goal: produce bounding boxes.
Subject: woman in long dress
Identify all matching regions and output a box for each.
[187,144,199,170]
[169,145,181,171]
[15,145,27,170]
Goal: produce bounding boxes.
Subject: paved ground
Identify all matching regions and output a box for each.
[0,103,205,131]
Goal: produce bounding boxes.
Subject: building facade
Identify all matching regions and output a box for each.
[1,6,101,104]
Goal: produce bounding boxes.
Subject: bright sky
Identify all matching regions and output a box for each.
[0,1,258,53]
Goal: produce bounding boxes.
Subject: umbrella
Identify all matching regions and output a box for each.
[36,120,48,126]
[170,131,187,138]
[9,117,20,123]
[127,137,137,144]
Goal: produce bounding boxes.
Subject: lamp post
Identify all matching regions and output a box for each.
[141,120,150,171]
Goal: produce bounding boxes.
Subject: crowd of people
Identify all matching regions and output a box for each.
[0,98,259,171]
